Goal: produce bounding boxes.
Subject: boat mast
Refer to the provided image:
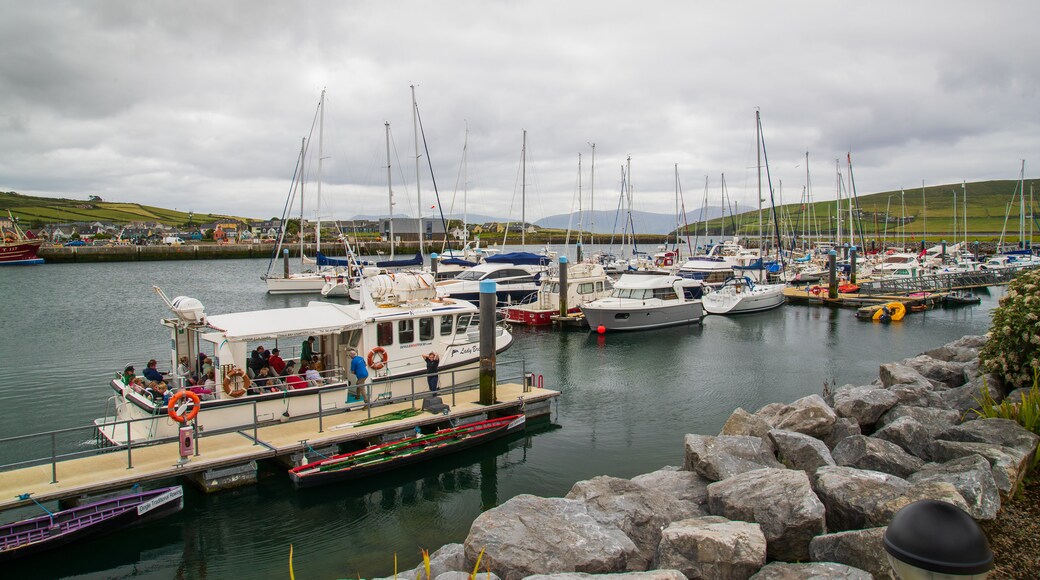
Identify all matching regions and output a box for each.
[521,129,527,249]
[316,88,324,254]
[922,180,926,244]
[626,155,634,258]
[835,160,842,246]
[299,136,306,270]
[952,186,957,243]
[576,152,583,248]
[463,125,469,246]
[963,181,968,247]
[1020,160,1026,248]
[589,142,595,246]
[756,110,763,258]
[412,85,422,255]
[721,173,727,239]
[386,121,395,260]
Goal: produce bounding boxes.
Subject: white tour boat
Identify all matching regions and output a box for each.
[580,274,704,331]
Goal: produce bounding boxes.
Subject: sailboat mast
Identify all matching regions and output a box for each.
[589,142,595,245]
[521,129,527,248]
[922,180,926,244]
[463,126,469,245]
[385,121,394,260]
[626,155,633,256]
[299,136,306,270]
[316,89,324,253]
[1020,160,1026,248]
[835,160,842,246]
[577,152,583,248]
[412,85,422,254]
[756,110,763,251]
[963,181,968,247]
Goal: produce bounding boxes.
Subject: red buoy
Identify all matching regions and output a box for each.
[597,325,606,334]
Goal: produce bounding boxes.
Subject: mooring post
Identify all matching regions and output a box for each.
[576,242,583,263]
[282,248,290,278]
[430,252,439,279]
[850,246,858,285]
[558,256,569,318]
[479,280,497,405]
[827,250,838,299]
[941,240,947,263]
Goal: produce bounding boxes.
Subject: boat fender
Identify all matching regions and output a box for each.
[222,367,251,398]
[168,390,202,423]
[368,347,388,370]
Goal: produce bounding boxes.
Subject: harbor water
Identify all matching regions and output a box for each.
[0,256,1001,579]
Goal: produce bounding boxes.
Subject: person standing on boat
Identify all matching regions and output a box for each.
[348,348,369,402]
[301,337,319,366]
[421,352,440,392]
[268,348,286,376]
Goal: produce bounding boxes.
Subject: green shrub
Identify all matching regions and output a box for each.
[979,268,1040,390]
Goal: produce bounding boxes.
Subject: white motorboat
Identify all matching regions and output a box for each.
[435,253,549,305]
[871,252,926,278]
[580,274,704,331]
[320,273,352,297]
[503,262,613,326]
[701,276,786,315]
[95,286,513,444]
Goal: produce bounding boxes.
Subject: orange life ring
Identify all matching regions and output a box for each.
[222,367,251,398]
[367,347,388,370]
[811,285,823,296]
[168,390,202,423]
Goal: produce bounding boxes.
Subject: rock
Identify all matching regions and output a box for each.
[872,416,935,460]
[823,383,858,408]
[524,572,687,580]
[567,476,701,569]
[436,572,499,580]
[909,455,1001,520]
[720,408,774,441]
[464,495,640,580]
[938,418,1040,457]
[823,417,862,451]
[831,435,924,478]
[928,440,1027,500]
[706,468,826,562]
[683,435,783,482]
[631,466,710,509]
[429,544,469,578]
[879,480,971,516]
[939,373,1005,416]
[750,562,872,579]
[812,466,910,531]
[809,527,894,580]
[886,384,948,408]
[900,354,968,388]
[924,341,981,363]
[656,516,767,580]
[962,359,983,382]
[875,405,960,430]
[878,363,935,390]
[831,386,899,430]
[767,429,835,475]
[756,394,837,438]
[1005,387,1031,404]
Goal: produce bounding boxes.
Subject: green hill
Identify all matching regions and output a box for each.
[687,179,1040,242]
[0,191,249,227]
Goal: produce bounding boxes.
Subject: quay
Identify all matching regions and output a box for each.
[0,383,559,513]
[783,268,1022,309]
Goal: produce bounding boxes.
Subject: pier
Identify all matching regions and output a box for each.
[0,383,559,512]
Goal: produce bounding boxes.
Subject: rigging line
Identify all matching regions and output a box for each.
[413,100,449,248]
[441,133,468,253]
[757,113,786,272]
[263,143,306,279]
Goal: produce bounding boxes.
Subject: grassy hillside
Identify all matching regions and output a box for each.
[689,179,1040,241]
[0,192,248,226]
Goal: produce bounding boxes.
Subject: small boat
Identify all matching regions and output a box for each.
[945,290,982,306]
[0,486,183,562]
[838,283,860,294]
[872,302,906,322]
[289,414,526,488]
[580,274,705,331]
[435,255,550,305]
[504,263,612,326]
[702,276,785,316]
[320,273,352,298]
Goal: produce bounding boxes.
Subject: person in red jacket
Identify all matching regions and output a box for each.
[268,348,286,376]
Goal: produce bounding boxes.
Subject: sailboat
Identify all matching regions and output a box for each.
[702,110,786,315]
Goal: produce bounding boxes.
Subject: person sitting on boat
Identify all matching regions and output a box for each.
[268,348,286,376]
[175,355,191,387]
[248,347,267,378]
[201,357,214,378]
[421,352,440,392]
[249,365,273,394]
[285,362,308,390]
[304,363,324,387]
[188,370,216,400]
[120,365,136,385]
[145,380,168,402]
[143,359,165,383]
[310,355,325,373]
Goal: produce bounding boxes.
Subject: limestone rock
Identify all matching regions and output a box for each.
[683,435,783,482]
[464,495,640,580]
[832,386,899,429]
[809,527,894,580]
[767,429,835,475]
[938,418,1040,457]
[878,363,935,390]
[928,440,1027,500]
[886,384,948,408]
[900,354,967,388]
[523,572,687,580]
[812,466,910,531]
[909,455,1001,520]
[831,435,924,478]
[875,405,960,430]
[630,466,710,509]
[823,417,861,451]
[939,373,1005,416]
[567,476,701,569]
[720,407,774,441]
[756,394,837,438]
[872,416,934,460]
[750,562,872,579]
[924,340,982,363]
[706,468,826,562]
[878,480,971,517]
[656,516,767,580]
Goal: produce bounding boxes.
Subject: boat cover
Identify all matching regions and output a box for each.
[316,251,351,267]
[376,252,424,268]
[439,257,478,267]
[206,303,362,341]
[484,252,550,266]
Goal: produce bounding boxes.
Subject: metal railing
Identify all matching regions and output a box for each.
[858,267,1025,295]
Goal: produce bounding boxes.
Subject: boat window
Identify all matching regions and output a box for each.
[611,288,650,300]
[595,281,604,292]
[578,282,595,294]
[543,282,559,294]
[377,321,393,346]
[614,312,630,319]
[456,270,485,281]
[439,315,454,336]
[419,317,434,341]
[455,314,471,334]
[653,288,679,300]
[398,319,415,343]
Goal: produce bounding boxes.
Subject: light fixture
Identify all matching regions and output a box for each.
[883,499,993,579]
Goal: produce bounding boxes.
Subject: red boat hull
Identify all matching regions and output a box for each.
[505,306,581,326]
[0,240,44,265]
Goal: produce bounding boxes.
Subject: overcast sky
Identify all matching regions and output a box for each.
[2,1,1037,224]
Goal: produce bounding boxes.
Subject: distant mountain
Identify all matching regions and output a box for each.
[535,206,753,235]
[349,213,509,224]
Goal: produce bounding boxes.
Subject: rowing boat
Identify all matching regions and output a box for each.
[0,486,183,562]
[289,415,526,489]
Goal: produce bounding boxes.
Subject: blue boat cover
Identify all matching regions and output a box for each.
[484,252,550,266]
[440,257,478,267]
[316,251,352,267]
[376,252,424,268]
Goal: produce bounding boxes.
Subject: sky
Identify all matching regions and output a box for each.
[2,1,1038,224]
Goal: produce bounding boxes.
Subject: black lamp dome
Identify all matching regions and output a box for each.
[883,499,993,576]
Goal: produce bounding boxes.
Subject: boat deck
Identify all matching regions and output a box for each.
[0,383,557,512]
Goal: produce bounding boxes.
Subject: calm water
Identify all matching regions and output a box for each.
[0,256,1001,579]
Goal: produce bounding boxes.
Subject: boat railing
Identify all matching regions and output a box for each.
[0,359,532,484]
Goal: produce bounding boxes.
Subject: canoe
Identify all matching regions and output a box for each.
[0,486,183,562]
[289,414,527,489]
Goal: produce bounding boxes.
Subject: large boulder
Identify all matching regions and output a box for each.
[683,435,783,482]
[812,466,910,531]
[756,395,837,438]
[630,466,711,509]
[656,516,767,580]
[373,543,469,580]
[808,527,894,580]
[767,429,835,475]
[524,572,687,580]
[878,480,971,516]
[909,455,1001,520]
[823,417,862,451]
[706,468,826,562]
[566,476,700,569]
[750,562,872,579]
[875,405,960,431]
[886,383,948,408]
[927,441,1027,501]
[436,572,499,580]
[872,416,935,460]
[831,386,899,430]
[924,338,982,363]
[831,435,924,478]
[938,418,1040,457]
[900,354,968,389]
[720,408,774,441]
[464,495,640,580]
[939,373,1005,415]
[878,363,936,390]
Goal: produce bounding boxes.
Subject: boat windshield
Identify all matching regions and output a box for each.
[455,270,487,281]
[610,288,652,300]
[541,282,560,294]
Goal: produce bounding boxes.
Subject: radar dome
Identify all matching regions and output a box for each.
[171,296,206,323]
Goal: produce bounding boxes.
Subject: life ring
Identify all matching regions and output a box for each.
[810,286,823,296]
[168,390,202,423]
[222,367,251,398]
[367,347,388,370]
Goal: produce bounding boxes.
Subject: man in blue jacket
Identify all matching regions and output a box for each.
[349,348,369,402]
[143,359,165,383]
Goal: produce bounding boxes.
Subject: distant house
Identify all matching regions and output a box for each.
[380,217,447,241]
